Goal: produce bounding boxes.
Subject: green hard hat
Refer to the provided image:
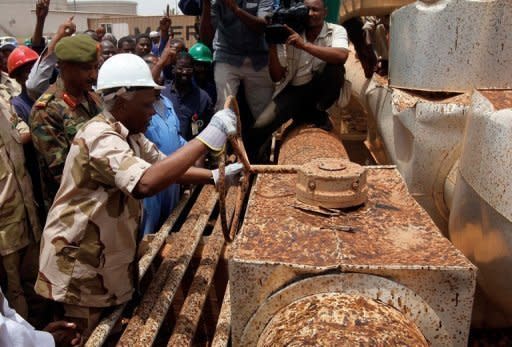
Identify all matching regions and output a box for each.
[189,42,212,63]
[24,38,32,47]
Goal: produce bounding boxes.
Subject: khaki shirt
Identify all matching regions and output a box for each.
[0,72,21,102]
[30,78,103,214]
[35,111,164,307]
[275,22,349,96]
[0,97,41,256]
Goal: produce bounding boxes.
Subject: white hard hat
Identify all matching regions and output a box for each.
[149,31,160,38]
[96,53,163,92]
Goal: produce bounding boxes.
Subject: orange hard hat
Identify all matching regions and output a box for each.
[7,45,39,77]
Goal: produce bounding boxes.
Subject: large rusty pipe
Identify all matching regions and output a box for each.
[278,125,349,165]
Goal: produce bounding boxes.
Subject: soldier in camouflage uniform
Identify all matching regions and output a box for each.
[0,85,41,319]
[30,35,102,215]
[35,53,240,339]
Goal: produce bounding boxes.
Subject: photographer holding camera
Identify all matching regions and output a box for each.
[248,0,349,162]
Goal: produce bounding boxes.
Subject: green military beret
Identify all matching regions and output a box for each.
[55,34,99,63]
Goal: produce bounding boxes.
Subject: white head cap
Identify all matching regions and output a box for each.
[96,53,163,98]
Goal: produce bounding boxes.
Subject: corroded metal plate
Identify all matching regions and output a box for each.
[257,292,428,347]
[231,167,476,346]
[296,158,368,209]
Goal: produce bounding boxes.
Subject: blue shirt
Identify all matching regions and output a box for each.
[11,91,34,123]
[162,82,213,140]
[194,77,217,106]
[141,96,187,236]
[211,0,273,71]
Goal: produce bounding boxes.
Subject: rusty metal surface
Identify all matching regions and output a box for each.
[478,90,512,110]
[138,190,193,278]
[257,292,427,346]
[218,155,229,241]
[392,87,471,113]
[228,179,249,242]
[118,186,217,346]
[250,165,299,174]
[85,303,126,347]
[231,167,476,346]
[339,0,414,23]
[278,125,348,165]
[296,158,368,209]
[167,188,237,346]
[85,191,194,347]
[235,167,471,267]
[241,273,456,346]
[211,284,231,347]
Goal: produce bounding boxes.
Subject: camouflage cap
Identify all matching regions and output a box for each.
[55,35,99,63]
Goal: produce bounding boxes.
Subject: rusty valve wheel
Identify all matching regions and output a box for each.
[217,96,251,242]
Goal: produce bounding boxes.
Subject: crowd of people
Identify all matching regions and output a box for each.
[0,0,350,344]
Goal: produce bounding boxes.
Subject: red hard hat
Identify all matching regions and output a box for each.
[7,45,39,77]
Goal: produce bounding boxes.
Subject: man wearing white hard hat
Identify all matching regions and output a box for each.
[34,53,241,338]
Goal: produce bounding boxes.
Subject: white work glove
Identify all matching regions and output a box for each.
[211,162,244,189]
[196,109,237,152]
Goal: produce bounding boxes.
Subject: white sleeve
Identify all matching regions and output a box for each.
[0,293,55,347]
[26,48,58,100]
[0,318,55,347]
[331,25,349,50]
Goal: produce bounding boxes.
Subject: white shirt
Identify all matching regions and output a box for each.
[0,288,54,347]
[276,22,349,92]
[26,48,57,101]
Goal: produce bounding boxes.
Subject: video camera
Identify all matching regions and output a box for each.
[265,0,309,44]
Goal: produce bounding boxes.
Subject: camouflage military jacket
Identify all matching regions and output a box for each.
[35,111,164,307]
[30,78,102,213]
[0,71,21,101]
[0,98,41,256]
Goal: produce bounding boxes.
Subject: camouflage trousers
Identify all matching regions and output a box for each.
[0,241,39,319]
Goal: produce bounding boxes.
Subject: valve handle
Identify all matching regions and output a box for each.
[218,96,251,242]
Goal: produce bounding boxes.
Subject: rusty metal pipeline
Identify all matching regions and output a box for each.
[278,125,349,165]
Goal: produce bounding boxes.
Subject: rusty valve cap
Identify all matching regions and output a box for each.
[296,158,368,209]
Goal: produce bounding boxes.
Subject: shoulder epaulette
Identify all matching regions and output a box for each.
[35,92,55,109]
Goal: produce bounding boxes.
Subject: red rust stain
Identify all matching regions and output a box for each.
[478,90,512,110]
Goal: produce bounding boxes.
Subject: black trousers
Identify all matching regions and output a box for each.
[247,64,345,162]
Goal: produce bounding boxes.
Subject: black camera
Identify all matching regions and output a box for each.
[265,0,309,44]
